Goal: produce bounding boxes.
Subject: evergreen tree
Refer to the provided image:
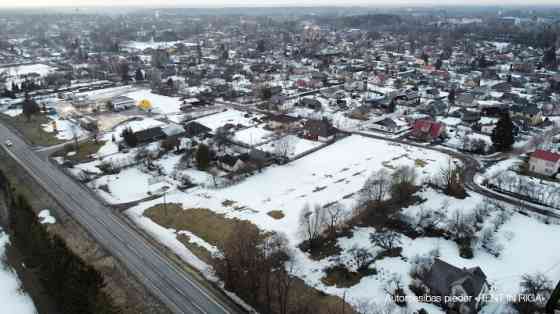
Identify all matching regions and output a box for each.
[491,111,514,152]
[195,144,210,170]
[435,58,443,70]
[421,52,429,65]
[134,68,144,81]
[543,45,557,69]
[22,93,40,122]
[121,127,138,147]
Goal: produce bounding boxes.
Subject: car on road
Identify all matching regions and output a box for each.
[4,139,13,147]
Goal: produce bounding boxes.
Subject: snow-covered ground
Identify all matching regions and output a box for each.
[1,63,56,90]
[42,116,87,141]
[232,125,274,146]
[122,40,197,51]
[256,134,323,158]
[121,132,560,313]
[124,89,183,114]
[0,229,37,314]
[194,109,261,133]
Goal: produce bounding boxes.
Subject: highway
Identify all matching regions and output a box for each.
[0,123,244,314]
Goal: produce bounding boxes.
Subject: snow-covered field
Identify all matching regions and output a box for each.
[2,64,56,91]
[124,89,183,114]
[120,133,560,313]
[127,135,451,226]
[0,229,37,314]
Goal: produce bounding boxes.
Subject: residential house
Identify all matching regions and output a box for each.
[461,109,482,125]
[421,258,489,314]
[456,93,476,107]
[303,118,336,142]
[370,117,409,134]
[266,114,300,130]
[184,121,211,138]
[162,124,186,141]
[218,153,249,172]
[134,127,166,145]
[511,104,543,125]
[529,149,560,177]
[411,119,446,141]
[111,96,135,111]
[79,116,99,132]
[299,97,322,111]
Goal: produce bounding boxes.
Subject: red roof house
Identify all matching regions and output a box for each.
[529,149,560,176]
[411,119,446,141]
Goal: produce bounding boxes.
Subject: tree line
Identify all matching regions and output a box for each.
[0,170,120,314]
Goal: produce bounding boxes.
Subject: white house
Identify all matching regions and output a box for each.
[529,149,560,176]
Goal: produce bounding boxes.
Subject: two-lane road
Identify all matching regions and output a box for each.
[0,123,244,314]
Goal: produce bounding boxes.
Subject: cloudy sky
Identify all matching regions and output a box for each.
[1,0,559,7]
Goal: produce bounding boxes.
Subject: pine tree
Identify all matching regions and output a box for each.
[196,144,210,170]
[491,111,514,152]
[135,68,144,81]
[22,93,40,122]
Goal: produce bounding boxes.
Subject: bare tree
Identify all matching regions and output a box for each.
[478,227,503,257]
[390,165,417,204]
[299,203,326,247]
[447,211,476,241]
[214,126,232,152]
[514,273,553,313]
[360,168,391,204]
[383,274,407,307]
[348,245,374,272]
[436,158,466,198]
[370,230,402,251]
[273,135,296,159]
[324,202,346,239]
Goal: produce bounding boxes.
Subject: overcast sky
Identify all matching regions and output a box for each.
[1,0,559,7]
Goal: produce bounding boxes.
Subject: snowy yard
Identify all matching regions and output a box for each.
[194,109,262,133]
[232,125,274,146]
[256,134,323,158]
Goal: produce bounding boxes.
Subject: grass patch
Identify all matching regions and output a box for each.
[312,186,327,192]
[144,205,246,246]
[381,161,396,170]
[267,210,285,220]
[0,113,64,146]
[414,159,428,168]
[221,199,236,207]
[321,265,377,288]
[300,238,342,261]
[176,234,214,265]
[143,203,355,313]
[53,140,106,163]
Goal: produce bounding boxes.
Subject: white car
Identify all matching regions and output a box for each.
[4,140,13,147]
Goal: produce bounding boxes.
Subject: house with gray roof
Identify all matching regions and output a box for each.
[421,258,489,314]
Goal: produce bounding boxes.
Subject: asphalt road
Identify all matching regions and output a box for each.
[0,123,244,314]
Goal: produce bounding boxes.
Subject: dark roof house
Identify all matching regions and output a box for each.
[303,118,336,141]
[134,127,166,144]
[422,259,488,314]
